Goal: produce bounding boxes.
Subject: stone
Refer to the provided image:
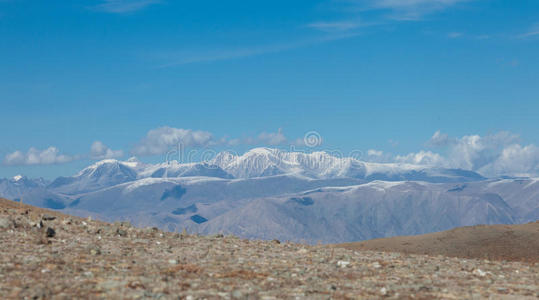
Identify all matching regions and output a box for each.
[41,214,56,221]
[473,269,486,277]
[0,217,12,229]
[46,227,56,238]
[337,260,350,268]
[231,290,243,299]
[89,246,101,256]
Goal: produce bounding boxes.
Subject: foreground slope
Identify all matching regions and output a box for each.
[1,198,538,299]
[334,222,539,263]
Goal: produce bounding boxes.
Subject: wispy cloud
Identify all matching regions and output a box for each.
[306,21,362,32]
[155,33,360,67]
[330,0,472,21]
[94,0,161,14]
[364,0,472,20]
[517,23,539,39]
[447,32,463,38]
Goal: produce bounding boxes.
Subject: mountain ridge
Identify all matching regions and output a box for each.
[1,148,536,244]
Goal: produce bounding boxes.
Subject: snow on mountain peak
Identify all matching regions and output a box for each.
[12,175,23,182]
[38,147,488,196]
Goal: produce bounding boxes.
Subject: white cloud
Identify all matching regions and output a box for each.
[367,149,383,157]
[132,127,214,156]
[446,131,520,170]
[94,0,160,14]
[132,127,312,155]
[427,130,452,146]
[90,141,124,160]
[395,150,446,166]
[365,149,395,163]
[478,144,539,177]
[3,147,74,166]
[395,131,539,177]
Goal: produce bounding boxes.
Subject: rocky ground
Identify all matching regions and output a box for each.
[0,198,538,299]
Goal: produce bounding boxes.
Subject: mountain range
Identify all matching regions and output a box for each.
[1,147,537,243]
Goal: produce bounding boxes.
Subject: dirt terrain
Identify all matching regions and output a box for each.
[0,198,538,299]
[334,222,539,263]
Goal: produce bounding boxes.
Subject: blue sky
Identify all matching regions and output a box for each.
[1,0,538,179]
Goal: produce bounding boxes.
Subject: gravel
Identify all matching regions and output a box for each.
[0,202,538,299]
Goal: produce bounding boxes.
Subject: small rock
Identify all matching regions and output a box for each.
[89,246,101,256]
[117,229,128,237]
[473,268,486,277]
[272,239,281,244]
[0,217,12,229]
[372,262,382,269]
[231,290,243,299]
[168,259,177,265]
[83,271,94,278]
[41,214,56,221]
[380,287,388,296]
[337,260,350,268]
[46,227,56,238]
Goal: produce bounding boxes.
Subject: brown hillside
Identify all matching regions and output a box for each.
[334,222,539,263]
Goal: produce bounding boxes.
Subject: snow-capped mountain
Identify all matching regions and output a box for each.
[139,161,233,179]
[1,148,537,243]
[48,159,139,194]
[0,175,48,201]
[210,148,485,182]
